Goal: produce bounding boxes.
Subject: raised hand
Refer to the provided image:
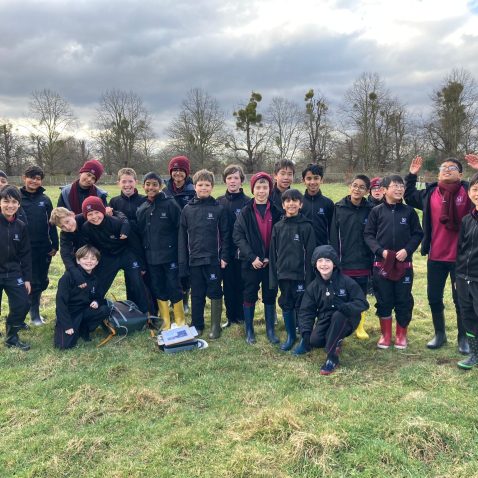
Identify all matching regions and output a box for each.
[465,154,478,170]
[409,156,423,175]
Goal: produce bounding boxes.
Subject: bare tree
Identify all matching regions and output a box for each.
[225,92,269,173]
[425,69,478,158]
[266,96,304,161]
[167,88,226,171]
[0,123,28,175]
[96,89,155,170]
[304,89,332,168]
[29,89,76,174]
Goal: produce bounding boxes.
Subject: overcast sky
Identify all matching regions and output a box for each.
[1,0,478,137]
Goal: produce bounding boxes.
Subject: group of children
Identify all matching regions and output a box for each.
[3,153,478,375]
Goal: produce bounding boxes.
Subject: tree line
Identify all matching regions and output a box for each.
[1,69,477,178]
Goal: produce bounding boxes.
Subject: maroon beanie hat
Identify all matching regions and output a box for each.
[79,159,104,181]
[250,172,273,193]
[168,156,190,177]
[82,196,106,219]
[370,177,382,189]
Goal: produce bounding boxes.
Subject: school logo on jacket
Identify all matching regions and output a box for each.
[16,278,24,286]
[91,286,96,294]
[363,218,368,225]
[400,217,407,225]
[456,195,464,205]
[235,208,241,216]
[132,261,140,269]
[170,262,177,270]
[13,234,20,241]
[38,201,45,207]
[160,212,167,219]
[403,275,411,284]
[293,233,300,241]
[318,208,324,215]
[338,288,346,296]
[210,273,217,280]
[207,213,214,220]
[296,283,305,293]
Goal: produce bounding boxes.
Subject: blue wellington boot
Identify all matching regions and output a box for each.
[280,310,297,351]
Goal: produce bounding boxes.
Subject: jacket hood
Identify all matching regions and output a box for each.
[311,245,339,268]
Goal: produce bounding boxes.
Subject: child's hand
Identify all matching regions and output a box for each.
[48,249,57,257]
[465,154,478,170]
[65,328,74,335]
[395,249,408,262]
[120,234,128,239]
[105,207,114,216]
[221,259,227,269]
[90,301,99,309]
[78,282,87,289]
[24,281,31,294]
[409,156,423,175]
[252,257,263,269]
[382,250,388,259]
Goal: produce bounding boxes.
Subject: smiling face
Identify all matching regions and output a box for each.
[143,179,161,200]
[171,168,187,187]
[283,198,302,217]
[0,196,20,219]
[349,179,368,203]
[79,171,97,188]
[225,171,242,193]
[23,174,42,193]
[58,214,77,233]
[469,183,478,209]
[118,174,137,197]
[77,252,99,273]
[195,180,213,199]
[316,257,334,280]
[86,210,105,225]
[275,167,294,192]
[384,181,405,204]
[438,161,462,184]
[253,179,270,204]
[303,171,322,195]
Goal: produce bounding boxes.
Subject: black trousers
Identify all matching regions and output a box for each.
[0,277,30,327]
[31,247,53,295]
[54,304,109,349]
[278,279,306,312]
[349,275,368,296]
[223,258,244,322]
[96,251,149,313]
[373,267,414,327]
[241,266,277,305]
[427,260,459,315]
[148,262,182,303]
[310,311,359,355]
[190,264,223,330]
[456,278,478,337]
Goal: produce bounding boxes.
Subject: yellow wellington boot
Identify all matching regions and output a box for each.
[173,300,186,326]
[158,300,171,330]
[355,312,369,340]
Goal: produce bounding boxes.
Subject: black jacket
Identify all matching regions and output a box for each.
[367,195,383,208]
[364,201,423,262]
[233,199,282,268]
[19,187,59,251]
[60,214,87,285]
[270,185,286,213]
[55,266,103,329]
[404,173,471,255]
[178,195,231,275]
[109,190,146,229]
[301,190,334,246]
[136,192,181,265]
[217,189,251,260]
[298,268,369,335]
[456,212,478,282]
[269,213,316,288]
[165,177,196,210]
[330,196,374,270]
[82,215,131,257]
[0,214,32,281]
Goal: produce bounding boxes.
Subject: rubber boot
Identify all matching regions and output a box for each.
[458,334,478,369]
[280,310,297,351]
[394,323,408,349]
[426,311,447,349]
[172,300,186,326]
[209,299,222,339]
[5,324,30,351]
[355,312,369,340]
[30,291,46,326]
[158,300,171,331]
[377,317,392,349]
[457,314,470,354]
[243,304,256,344]
[264,304,279,344]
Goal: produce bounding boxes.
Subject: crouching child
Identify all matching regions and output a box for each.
[294,245,369,375]
[54,245,110,349]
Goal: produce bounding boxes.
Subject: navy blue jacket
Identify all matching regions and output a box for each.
[165,177,196,210]
[301,190,334,246]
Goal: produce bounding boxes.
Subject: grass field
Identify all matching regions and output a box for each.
[1,181,477,478]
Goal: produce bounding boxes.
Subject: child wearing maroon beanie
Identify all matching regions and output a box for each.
[58,159,108,214]
[233,172,282,345]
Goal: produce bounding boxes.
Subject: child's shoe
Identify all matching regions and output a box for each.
[377,317,392,349]
[320,357,339,375]
[458,335,478,370]
[394,323,408,349]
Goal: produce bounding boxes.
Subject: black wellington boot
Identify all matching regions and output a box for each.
[426,311,447,349]
[264,304,279,344]
[5,324,30,351]
[243,304,256,344]
[458,335,478,369]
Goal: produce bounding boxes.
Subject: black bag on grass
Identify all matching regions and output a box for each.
[99,300,160,346]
